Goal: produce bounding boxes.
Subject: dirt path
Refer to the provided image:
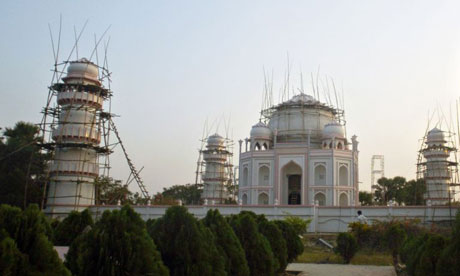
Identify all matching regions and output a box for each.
[287,263,396,276]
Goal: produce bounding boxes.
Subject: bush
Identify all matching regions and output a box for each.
[229,213,276,276]
[258,217,288,273]
[415,234,445,275]
[284,215,311,236]
[66,205,168,276]
[0,204,70,275]
[148,206,225,276]
[335,232,358,264]
[436,211,460,276]
[274,220,304,263]
[202,209,249,276]
[384,223,406,266]
[348,222,372,248]
[54,209,93,246]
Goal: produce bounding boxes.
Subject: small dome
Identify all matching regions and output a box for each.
[207,134,225,147]
[322,121,345,139]
[250,122,272,138]
[286,93,318,104]
[427,128,445,144]
[65,58,99,83]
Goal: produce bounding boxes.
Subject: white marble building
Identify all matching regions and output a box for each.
[238,93,359,206]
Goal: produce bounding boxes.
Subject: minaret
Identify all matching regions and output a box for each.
[201,134,231,204]
[45,58,108,216]
[422,128,454,205]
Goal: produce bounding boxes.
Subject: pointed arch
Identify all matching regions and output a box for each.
[258,192,269,205]
[339,193,348,206]
[258,166,270,186]
[242,194,248,205]
[242,167,248,187]
[281,161,302,205]
[314,164,326,186]
[314,192,326,206]
[339,165,348,186]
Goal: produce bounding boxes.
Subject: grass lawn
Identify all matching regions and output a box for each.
[295,234,393,266]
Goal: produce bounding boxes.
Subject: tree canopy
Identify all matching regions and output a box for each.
[228,212,276,276]
[0,122,48,209]
[0,204,70,275]
[373,177,426,206]
[147,206,225,276]
[66,205,168,276]
[160,184,202,205]
[202,209,249,276]
[53,209,93,246]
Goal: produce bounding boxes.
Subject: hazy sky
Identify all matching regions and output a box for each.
[1,1,460,195]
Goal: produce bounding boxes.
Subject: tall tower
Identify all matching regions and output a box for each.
[419,128,456,205]
[371,155,384,194]
[45,58,110,216]
[201,134,232,204]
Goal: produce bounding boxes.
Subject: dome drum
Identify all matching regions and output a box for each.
[49,161,99,177]
[52,125,101,144]
[57,91,103,108]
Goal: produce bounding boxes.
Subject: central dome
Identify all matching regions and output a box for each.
[267,94,337,144]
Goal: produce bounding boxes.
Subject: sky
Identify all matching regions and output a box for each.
[1,0,460,195]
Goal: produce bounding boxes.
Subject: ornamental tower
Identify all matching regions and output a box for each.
[44,58,111,216]
[200,134,233,204]
[419,128,456,205]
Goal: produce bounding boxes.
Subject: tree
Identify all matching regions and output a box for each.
[161,184,202,205]
[335,232,358,264]
[373,177,406,205]
[400,179,426,206]
[147,206,225,276]
[359,191,373,206]
[53,209,93,246]
[274,220,304,263]
[284,215,311,236]
[415,234,445,275]
[229,213,276,276]
[66,205,168,276]
[0,122,48,209]
[436,211,460,276]
[202,209,249,276]
[94,176,132,205]
[257,216,288,273]
[384,223,406,266]
[0,204,71,275]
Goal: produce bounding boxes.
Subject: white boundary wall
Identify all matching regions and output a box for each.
[88,205,460,233]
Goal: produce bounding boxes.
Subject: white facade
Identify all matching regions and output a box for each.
[238,94,359,206]
[45,59,108,215]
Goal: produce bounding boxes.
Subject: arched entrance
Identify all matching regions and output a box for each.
[281,161,302,205]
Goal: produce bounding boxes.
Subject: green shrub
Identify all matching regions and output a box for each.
[384,223,407,266]
[148,206,225,276]
[284,215,311,236]
[335,232,358,264]
[348,222,372,248]
[0,204,70,275]
[436,211,460,276]
[202,209,249,276]
[415,234,445,276]
[229,213,276,276]
[258,218,288,273]
[66,205,168,276]
[274,220,304,263]
[54,209,93,246]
